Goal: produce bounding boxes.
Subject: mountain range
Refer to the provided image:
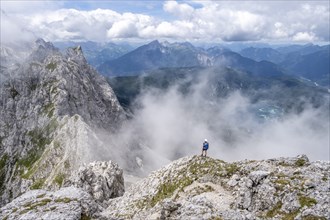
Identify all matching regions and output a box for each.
[108,66,329,124]
[96,40,329,88]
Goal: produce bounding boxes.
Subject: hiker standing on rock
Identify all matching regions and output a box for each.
[201,139,209,157]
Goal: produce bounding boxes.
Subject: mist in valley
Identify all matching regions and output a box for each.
[98,69,329,174]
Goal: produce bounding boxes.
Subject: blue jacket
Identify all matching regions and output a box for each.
[203,142,209,150]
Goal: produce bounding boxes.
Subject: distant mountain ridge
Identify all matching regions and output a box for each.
[109,66,329,116]
[98,40,212,76]
[98,40,285,77]
[96,40,329,88]
[238,44,329,86]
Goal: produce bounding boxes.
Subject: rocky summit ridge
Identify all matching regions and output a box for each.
[1,154,329,220]
[100,155,329,220]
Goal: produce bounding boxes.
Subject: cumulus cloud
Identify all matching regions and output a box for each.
[1,0,328,43]
[163,1,195,18]
[292,32,317,42]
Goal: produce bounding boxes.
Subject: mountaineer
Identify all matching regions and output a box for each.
[201,139,209,157]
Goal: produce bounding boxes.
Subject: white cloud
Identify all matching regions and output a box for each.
[163,1,194,18]
[293,32,317,42]
[1,1,329,43]
[0,10,35,43]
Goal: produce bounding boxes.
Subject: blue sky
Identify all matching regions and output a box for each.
[1,0,329,43]
[61,1,165,15]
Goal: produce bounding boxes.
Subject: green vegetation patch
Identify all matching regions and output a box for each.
[188,156,226,177]
[29,198,52,209]
[282,210,300,220]
[0,153,8,192]
[19,209,30,215]
[302,215,327,220]
[278,161,291,167]
[0,153,8,170]
[274,178,291,191]
[44,118,58,134]
[36,193,46,199]
[54,173,65,186]
[266,201,282,218]
[299,196,317,207]
[20,198,51,213]
[295,158,307,167]
[18,128,50,170]
[210,217,223,220]
[55,197,72,203]
[81,214,92,220]
[46,62,57,72]
[265,201,299,220]
[150,176,193,207]
[321,175,328,181]
[42,102,55,118]
[224,163,240,177]
[19,119,58,178]
[30,178,45,189]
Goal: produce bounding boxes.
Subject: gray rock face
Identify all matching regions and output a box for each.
[0,186,102,220]
[67,161,125,206]
[0,39,125,206]
[0,160,125,219]
[100,155,329,220]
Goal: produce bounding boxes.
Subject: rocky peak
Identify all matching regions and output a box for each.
[0,40,125,206]
[148,40,161,46]
[29,38,59,62]
[34,38,55,50]
[65,45,87,65]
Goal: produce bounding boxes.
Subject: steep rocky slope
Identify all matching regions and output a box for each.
[0,39,125,206]
[101,155,329,220]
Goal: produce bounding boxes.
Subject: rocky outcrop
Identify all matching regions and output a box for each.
[100,155,329,220]
[67,161,125,206]
[0,186,102,220]
[0,160,125,219]
[0,39,125,206]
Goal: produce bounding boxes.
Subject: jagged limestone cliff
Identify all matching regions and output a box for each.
[0,39,125,206]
